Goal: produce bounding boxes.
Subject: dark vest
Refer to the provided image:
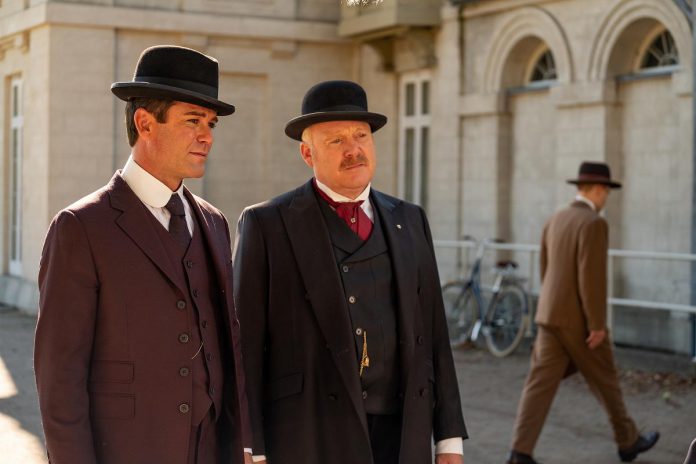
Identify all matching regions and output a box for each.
[317,194,401,415]
[150,209,225,426]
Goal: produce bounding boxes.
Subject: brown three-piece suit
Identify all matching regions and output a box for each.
[34,173,250,464]
[511,200,639,453]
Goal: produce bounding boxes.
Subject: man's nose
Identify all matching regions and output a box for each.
[198,124,213,144]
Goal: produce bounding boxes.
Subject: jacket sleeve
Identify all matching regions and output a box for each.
[34,210,99,464]
[221,214,254,455]
[577,217,609,331]
[232,208,269,456]
[419,208,468,442]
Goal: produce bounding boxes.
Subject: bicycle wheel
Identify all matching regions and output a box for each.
[442,282,479,347]
[484,283,527,357]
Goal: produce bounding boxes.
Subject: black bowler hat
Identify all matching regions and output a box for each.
[111,45,235,116]
[285,80,387,141]
[567,161,622,189]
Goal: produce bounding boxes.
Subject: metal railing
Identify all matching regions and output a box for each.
[434,239,696,361]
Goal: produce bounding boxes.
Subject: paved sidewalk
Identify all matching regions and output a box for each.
[1,308,694,464]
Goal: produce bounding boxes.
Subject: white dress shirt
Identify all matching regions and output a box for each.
[121,155,194,235]
[575,194,597,212]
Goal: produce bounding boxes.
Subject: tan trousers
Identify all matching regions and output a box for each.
[511,325,638,454]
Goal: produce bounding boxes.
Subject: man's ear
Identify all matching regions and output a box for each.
[300,142,314,168]
[134,108,156,139]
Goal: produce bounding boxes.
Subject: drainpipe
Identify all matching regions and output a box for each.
[672,0,695,362]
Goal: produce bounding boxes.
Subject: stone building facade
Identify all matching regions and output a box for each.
[0,0,693,353]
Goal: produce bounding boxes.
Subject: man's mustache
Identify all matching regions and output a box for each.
[340,154,369,169]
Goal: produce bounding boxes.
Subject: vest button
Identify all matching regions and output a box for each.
[176,300,186,310]
[179,403,190,414]
[350,217,356,224]
[417,335,424,345]
[192,289,199,298]
[179,333,190,343]
[201,320,208,329]
[209,387,216,395]
[206,353,213,361]
[355,327,363,336]
[179,367,190,377]
[342,265,349,273]
[362,390,368,400]
[328,394,337,401]
[186,260,194,269]
[348,296,356,304]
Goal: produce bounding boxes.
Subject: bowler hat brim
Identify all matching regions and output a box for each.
[285,111,387,141]
[111,82,235,116]
[567,178,622,189]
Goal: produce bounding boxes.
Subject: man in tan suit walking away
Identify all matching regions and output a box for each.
[506,162,659,464]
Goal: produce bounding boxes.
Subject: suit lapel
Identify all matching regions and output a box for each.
[280,180,368,432]
[184,188,229,287]
[371,191,417,385]
[109,173,187,296]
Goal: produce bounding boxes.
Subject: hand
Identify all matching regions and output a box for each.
[585,329,606,350]
[435,453,464,464]
[243,452,256,464]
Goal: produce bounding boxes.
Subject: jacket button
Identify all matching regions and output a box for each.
[179,333,190,343]
[179,367,190,377]
[328,394,337,401]
[362,390,368,399]
[348,296,356,304]
[342,265,349,273]
[179,403,190,414]
[355,327,363,336]
[420,387,428,397]
[176,300,186,310]
[417,335,424,345]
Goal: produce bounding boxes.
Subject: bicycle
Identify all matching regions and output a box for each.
[442,236,529,357]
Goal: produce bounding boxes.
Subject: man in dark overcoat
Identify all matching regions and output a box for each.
[232,80,467,464]
[506,162,658,464]
[34,45,252,464]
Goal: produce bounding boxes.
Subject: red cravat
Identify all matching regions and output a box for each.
[314,181,373,241]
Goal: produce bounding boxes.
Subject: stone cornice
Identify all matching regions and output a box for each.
[462,0,559,18]
[0,2,345,44]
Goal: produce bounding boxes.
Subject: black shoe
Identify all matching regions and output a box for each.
[618,431,660,462]
[507,450,539,464]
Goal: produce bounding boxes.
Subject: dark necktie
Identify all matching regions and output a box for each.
[165,193,191,248]
[314,181,373,241]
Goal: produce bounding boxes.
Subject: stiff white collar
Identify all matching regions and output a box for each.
[575,194,597,212]
[315,178,371,203]
[122,155,184,207]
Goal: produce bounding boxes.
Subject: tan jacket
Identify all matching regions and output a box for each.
[535,201,608,331]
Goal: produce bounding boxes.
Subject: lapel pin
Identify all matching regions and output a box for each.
[396,224,402,229]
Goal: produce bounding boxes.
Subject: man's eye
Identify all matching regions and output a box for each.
[188,119,199,125]
[209,122,217,129]
[330,138,342,144]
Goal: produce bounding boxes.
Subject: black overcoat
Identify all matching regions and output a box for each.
[232,180,467,464]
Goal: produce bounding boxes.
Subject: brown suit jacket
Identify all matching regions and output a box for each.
[535,201,608,332]
[34,173,251,464]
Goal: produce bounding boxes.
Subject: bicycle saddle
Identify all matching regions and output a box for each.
[496,260,518,269]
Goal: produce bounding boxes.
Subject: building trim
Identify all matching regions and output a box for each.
[0,2,346,44]
[587,0,692,81]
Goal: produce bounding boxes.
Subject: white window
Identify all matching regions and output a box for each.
[9,77,23,276]
[398,71,431,209]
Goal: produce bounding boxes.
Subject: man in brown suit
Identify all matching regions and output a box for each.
[34,46,252,464]
[507,162,659,464]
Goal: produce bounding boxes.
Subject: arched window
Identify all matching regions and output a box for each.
[640,30,679,69]
[528,49,557,84]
